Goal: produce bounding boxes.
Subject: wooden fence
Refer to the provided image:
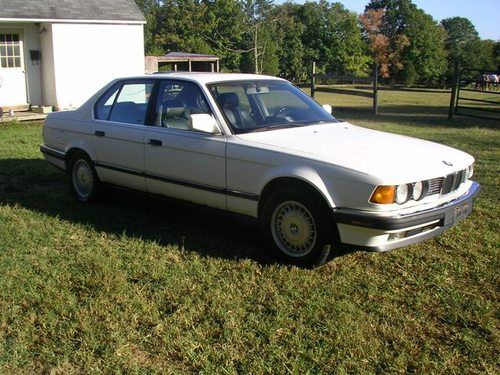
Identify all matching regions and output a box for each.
[449,65,500,121]
[307,62,379,115]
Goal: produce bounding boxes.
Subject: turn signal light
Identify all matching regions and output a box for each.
[370,186,395,204]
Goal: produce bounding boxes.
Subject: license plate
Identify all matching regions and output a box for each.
[454,201,470,222]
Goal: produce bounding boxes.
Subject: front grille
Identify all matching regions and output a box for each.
[427,168,467,197]
[427,177,444,196]
[441,169,467,195]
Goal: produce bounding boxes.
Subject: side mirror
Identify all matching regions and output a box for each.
[322,104,333,114]
[189,114,221,134]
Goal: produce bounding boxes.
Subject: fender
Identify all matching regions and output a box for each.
[65,139,97,164]
[257,164,336,208]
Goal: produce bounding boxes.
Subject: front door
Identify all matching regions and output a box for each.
[0,31,28,108]
[144,79,227,209]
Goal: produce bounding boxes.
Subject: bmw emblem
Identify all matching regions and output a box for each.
[442,160,453,167]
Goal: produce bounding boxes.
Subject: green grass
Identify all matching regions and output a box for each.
[0,89,499,373]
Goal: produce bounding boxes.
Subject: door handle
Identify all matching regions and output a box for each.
[148,139,162,146]
[94,130,105,137]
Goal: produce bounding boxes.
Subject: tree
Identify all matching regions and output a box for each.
[359,9,390,77]
[440,16,484,85]
[200,0,247,71]
[152,0,212,54]
[273,3,306,81]
[475,39,498,72]
[365,0,446,84]
[366,0,416,37]
[240,0,281,75]
[404,8,446,84]
[495,41,500,71]
[297,1,370,75]
[134,0,163,55]
[441,17,480,67]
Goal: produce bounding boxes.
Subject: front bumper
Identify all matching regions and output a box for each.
[332,181,481,252]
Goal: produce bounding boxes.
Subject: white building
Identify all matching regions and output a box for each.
[0,0,145,111]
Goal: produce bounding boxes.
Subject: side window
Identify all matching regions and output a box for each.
[95,84,120,120]
[107,82,155,125]
[154,80,211,130]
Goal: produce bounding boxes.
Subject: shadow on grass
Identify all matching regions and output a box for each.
[333,105,499,129]
[0,158,353,265]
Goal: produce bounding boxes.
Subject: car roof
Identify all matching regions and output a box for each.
[118,72,285,85]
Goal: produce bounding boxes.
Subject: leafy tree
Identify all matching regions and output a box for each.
[134,0,163,55]
[441,17,480,67]
[273,3,306,81]
[404,8,446,84]
[297,1,370,75]
[152,0,212,54]
[475,39,498,72]
[495,41,500,71]
[240,0,281,75]
[366,0,416,37]
[200,0,247,71]
[359,9,390,77]
[366,0,446,84]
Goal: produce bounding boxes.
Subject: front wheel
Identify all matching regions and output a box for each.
[68,151,102,203]
[260,187,332,267]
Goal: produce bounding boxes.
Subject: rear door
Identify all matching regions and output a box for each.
[92,80,155,191]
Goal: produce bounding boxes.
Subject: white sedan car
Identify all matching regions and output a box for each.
[41,73,480,266]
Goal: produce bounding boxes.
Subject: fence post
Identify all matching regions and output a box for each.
[373,61,378,115]
[310,61,316,99]
[448,61,459,119]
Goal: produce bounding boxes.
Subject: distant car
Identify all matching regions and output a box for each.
[41,73,480,266]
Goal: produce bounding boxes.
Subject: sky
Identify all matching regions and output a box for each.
[281,0,499,41]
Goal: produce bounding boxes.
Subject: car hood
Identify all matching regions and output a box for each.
[236,122,475,183]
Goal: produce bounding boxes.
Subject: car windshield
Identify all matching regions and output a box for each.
[207,80,337,133]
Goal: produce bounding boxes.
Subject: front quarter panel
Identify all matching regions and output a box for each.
[226,137,376,217]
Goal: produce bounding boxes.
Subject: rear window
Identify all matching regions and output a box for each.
[94,84,120,120]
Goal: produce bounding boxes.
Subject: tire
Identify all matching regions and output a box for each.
[260,186,332,267]
[68,151,102,203]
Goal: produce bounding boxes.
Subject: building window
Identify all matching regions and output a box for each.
[0,34,22,68]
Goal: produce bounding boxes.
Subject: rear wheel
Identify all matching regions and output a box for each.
[68,151,102,203]
[261,186,332,267]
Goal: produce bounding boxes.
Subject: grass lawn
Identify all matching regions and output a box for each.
[0,89,499,373]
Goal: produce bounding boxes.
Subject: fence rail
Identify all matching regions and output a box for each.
[308,62,379,115]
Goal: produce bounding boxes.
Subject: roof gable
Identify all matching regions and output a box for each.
[0,0,145,23]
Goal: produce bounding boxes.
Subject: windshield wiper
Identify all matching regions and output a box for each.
[240,123,297,133]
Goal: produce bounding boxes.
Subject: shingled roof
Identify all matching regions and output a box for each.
[0,0,145,23]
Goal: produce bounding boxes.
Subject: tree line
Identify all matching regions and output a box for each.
[135,0,500,86]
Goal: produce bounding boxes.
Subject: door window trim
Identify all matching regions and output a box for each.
[151,78,225,135]
[93,79,158,126]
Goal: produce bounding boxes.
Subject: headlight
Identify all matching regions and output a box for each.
[467,164,474,179]
[412,181,427,201]
[370,181,429,205]
[395,184,412,204]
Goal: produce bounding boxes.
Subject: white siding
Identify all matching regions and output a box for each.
[50,23,144,110]
[40,23,57,107]
[23,23,42,105]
